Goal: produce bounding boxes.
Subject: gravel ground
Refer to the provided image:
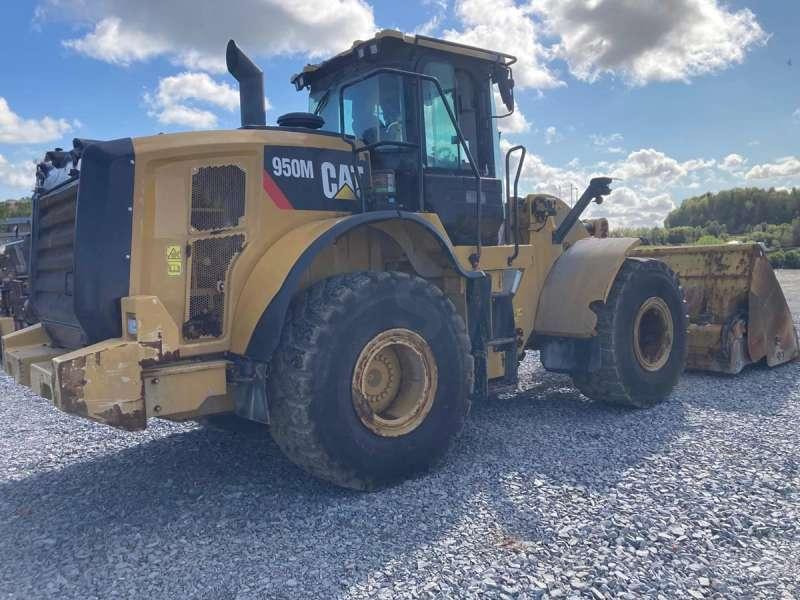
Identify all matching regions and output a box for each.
[2,272,800,600]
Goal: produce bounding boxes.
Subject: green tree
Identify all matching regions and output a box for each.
[769,250,786,268]
[784,249,800,269]
[695,235,724,245]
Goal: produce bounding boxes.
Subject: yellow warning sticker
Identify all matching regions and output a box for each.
[166,245,182,276]
[334,183,357,201]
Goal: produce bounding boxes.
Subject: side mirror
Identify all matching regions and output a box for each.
[495,67,515,112]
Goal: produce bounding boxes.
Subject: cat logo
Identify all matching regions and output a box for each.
[321,161,365,201]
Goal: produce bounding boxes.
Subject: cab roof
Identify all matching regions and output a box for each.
[291,29,516,90]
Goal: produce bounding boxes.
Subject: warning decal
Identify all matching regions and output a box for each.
[166,244,182,277]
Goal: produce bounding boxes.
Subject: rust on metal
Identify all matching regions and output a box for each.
[351,328,438,437]
[52,341,157,431]
[633,243,798,373]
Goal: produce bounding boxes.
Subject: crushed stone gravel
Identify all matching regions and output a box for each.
[1,272,799,599]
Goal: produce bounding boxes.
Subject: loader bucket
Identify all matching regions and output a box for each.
[632,243,799,374]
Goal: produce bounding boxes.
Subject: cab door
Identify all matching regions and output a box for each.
[420,62,503,246]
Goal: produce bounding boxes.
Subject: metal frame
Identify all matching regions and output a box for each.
[504,145,526,265]
[413,34,517,68]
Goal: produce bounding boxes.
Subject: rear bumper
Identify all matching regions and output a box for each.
[2,323,232,430]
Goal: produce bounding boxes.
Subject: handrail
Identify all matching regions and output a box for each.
[504,145,526,265]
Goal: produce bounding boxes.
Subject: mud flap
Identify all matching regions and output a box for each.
[467,273,492,400]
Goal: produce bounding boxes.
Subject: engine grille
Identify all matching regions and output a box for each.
[183,234,244,340]
[191,165,246,231]
[30,180,79,346]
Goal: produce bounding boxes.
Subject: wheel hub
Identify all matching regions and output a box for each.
[633,296,674,372]
[352,328,438,437]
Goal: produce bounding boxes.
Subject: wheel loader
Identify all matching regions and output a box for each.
[4,31,797,489]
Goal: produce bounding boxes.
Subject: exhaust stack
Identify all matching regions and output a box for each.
[226,40,266,128]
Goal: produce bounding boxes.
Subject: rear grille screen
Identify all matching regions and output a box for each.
[190,165,245,231]
[30,181,79,346]
[183,234,244,340]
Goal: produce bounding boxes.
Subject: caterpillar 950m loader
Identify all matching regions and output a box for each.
[4,31,797,489]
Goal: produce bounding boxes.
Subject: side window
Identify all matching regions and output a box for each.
[344,74,408,144]
[422,62,463,170]
[309,74,408,143]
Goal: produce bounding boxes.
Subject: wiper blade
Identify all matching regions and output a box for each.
[313,89,331,116]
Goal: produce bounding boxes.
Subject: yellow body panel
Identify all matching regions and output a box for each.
[129,130,352,359]
[534,237,641,338]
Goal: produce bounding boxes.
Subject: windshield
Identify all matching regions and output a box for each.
[309,73,408,144]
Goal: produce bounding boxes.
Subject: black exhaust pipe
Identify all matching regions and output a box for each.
[226,40,266,128]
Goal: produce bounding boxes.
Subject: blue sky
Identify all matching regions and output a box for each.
[1,0,798,227]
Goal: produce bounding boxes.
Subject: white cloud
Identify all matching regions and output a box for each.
[544,125,559,145]
[144,72,258,129]
[612,148,685,183]
[590,132,623,147]
[444,0,562,89]
[719,153,747,173]
[745,156,800,180]
[493,90,532,134]
[500,140,680,227]
[611,148,713,190]
[587,186,676,228]
[63,17,169,66]
[153,105,218,130]
[0,155,35,190]
[793,108,800,123]
[43,0,377,72]
[0,98,76,144]
[590,132,624,153]
[416,0,448,36]
[535,0,767,85]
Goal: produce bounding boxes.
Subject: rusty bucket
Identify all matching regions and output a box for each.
[632,243,799,374]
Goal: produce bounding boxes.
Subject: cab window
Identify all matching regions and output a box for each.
[310,74,408,144]
[422,62,462,170]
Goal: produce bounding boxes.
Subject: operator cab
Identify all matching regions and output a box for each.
[291,30,517,246]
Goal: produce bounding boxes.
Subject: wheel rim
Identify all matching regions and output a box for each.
[633,297,674,372]
[351,328,438,437]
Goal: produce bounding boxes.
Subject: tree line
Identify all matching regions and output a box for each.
[0,197,32,220]
[611,187,800,268]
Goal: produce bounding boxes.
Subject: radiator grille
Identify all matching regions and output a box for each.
[30,180,79,346]
[190,165,245,231]
[183,234,244,340]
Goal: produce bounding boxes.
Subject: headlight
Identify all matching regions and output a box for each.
[126,314,138,336]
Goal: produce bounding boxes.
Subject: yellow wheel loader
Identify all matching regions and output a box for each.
[4,31,797,489]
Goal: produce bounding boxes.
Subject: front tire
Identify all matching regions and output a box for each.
[268,272,473,490]
[572,259,688,407]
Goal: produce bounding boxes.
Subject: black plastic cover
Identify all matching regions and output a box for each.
[31,138,134,348]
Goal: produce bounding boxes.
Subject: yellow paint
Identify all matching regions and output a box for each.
[334,183,357,201]
[166,244,183,276]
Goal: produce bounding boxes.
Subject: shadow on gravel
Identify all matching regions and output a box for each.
[1,360,692,597]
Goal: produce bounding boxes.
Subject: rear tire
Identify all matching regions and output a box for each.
[572,259,688,407]
[268,272,473,490]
